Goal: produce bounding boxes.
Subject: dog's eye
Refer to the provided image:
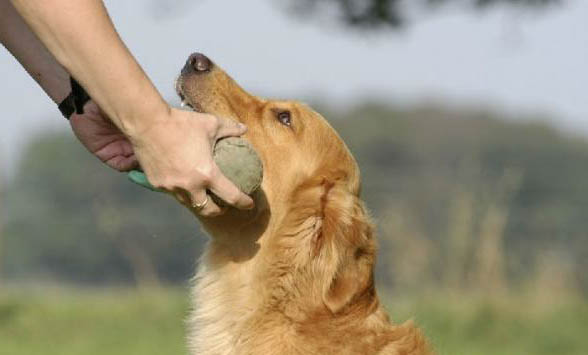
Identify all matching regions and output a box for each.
[277,111,292,127]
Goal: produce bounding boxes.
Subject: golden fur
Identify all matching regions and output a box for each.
[175,54,432,355]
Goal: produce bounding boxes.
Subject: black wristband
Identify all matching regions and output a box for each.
[58,76,91,119]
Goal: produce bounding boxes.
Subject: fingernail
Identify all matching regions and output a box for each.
[239,123,247,131]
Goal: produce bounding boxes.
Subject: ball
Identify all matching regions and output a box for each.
[211,137,263,204]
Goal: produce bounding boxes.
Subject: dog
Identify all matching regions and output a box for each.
[175,53,432,355]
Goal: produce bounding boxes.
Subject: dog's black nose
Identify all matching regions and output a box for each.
[182,52,212,75]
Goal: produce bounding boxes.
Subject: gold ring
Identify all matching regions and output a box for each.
[192,195,209,210]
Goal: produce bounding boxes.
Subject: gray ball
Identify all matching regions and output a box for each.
[212,137,263,205]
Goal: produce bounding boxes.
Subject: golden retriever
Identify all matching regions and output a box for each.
[175,53,432,355]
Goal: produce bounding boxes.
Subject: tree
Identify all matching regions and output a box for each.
[147,0,561,29]
[1,131,204,285]
[284,0,561,29]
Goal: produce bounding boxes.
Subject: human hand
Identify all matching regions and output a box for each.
[130,107,254,217]
[70,101,139,171]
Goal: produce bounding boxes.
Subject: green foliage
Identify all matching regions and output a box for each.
[2,131,203,285]
[326,103,588,295]
[2,102,588,297]
[285,0,560,29]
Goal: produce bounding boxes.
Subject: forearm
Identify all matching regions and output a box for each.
[0,0,69,104]
[9,0,169,136]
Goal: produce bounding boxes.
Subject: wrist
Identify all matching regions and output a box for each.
[123,101,173,143]
[58,76,91,119]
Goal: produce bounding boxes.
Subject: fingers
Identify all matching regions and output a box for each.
[164,168,253,216]
[215,116,247,140]
[131,108,253,217]
[105,154,139,172]
[171,185,223,217]
[207,169,254,211]
[187,189,223,218]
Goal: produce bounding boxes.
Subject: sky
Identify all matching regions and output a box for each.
[1,0,586,177]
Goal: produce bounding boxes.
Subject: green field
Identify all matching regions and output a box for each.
[0,287,586,355]
[0,288,188,355]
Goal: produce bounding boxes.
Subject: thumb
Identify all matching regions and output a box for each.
[216,117,247,140]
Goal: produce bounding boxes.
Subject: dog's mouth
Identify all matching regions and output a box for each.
[175,76,204,113]
[179,92,201,112]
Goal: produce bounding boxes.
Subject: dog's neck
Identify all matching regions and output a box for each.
[188,230,425,354]
[189,245,424,355]
[189,193,430,355]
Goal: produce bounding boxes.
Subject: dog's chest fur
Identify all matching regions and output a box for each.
[187,249,429,355]
[187,243,301,355]
[187,247,258,355]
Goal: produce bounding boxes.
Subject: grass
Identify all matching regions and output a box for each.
[386,293,588,355]
[0,287,586,355]
[0,287,190,355]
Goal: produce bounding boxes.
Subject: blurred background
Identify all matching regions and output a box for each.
[1,0,587,354]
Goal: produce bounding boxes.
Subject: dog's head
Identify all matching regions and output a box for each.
[177,53,376,314]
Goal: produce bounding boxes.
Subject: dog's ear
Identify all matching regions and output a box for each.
[313,179,377,314]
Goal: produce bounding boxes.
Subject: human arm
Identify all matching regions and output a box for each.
[8,0,163,134]
[0,0,69,103]
[0,0,136,171]
[5,0,253,215]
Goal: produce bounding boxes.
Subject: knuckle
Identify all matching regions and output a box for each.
[176,178,192,190]
[198,173,213,186]
[158,179,177,191]
[152,178,169,190]
[173,193,188,205]
[203,113,220,131]
[157,176,190,192]
[196,165,217,185]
